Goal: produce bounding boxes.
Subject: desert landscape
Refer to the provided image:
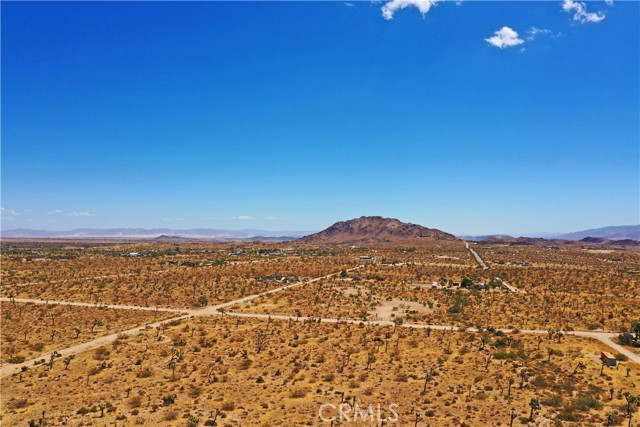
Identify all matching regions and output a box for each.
[2,1,638,425]
[1,217,639,426]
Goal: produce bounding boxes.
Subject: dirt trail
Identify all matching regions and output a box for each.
[0,297,185,313]
[0,267,362,378]
[3,264,638,378]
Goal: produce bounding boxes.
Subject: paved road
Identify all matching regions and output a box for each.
[0,267,362,378]
[465,241,488,270]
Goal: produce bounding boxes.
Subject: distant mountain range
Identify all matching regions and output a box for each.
[555,225,639,241]
[459,234,513,241]
[0,228,309,240]
[296,216,457,244]
[3,223,638,242]
[461,225,639,242]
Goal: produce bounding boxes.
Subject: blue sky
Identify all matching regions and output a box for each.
[1,0,638,235]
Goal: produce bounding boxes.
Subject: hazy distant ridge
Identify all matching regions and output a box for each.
[556,225,640,241]
[1,228,311,239]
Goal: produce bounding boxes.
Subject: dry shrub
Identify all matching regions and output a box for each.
[221,401,235,411]
[289,388,308,398]
[129,397,142,408]
[164,411,179,421]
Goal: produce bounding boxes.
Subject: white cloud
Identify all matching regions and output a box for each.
[48,209,63,215]
[232,215,252,221]
[1,207,19,216]
[265,216,277,221]
[67,211,96,217]
[381,0,439,20]
[562,0,605,23]
[604,0,614,6]
[345,2,355,7]
[485,27,525,49]
[526,27,552,41]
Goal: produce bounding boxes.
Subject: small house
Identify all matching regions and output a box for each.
[600,351,617,366]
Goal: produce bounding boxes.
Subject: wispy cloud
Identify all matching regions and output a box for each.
[67,211,96,217]
[485,27,524,49]
[265,216,277,221]
[562,0,605,23]
[526,27,552,41]
[47,209,63,215]
[232,215,252,221]
[1,207,19,216]
[381,0,439,20]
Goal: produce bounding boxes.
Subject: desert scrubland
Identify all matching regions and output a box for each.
[1,239,639,426]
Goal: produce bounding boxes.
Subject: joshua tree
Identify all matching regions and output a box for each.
[198,295,208,307]
[484,353,493,370]
[19,366,28,383]
[623,392,638,427]
[509,409,517,427]
[519,369,528,389]
[479,335,490,350]
[423,367,436,394]
[74,327,81,338]
[63,354,75,370]
[254,329,269,354]
[606,413,616,427]
[573,362,587,374]
[632,320,640,341]
[90,319,103,333]
[210,408,219,425]
[507,377,515,399]
[49,312,58,327]
[98,402,108,417]
[339,354,349,374]
[48,351,60,370]
[366,352,376,371]
[529,398,540,421]
[393,317,403,333]
[547,348,555,362]
[168,357,178,379]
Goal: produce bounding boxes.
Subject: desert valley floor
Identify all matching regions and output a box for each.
[1,235,639,426]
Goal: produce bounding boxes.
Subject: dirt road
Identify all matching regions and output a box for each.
[3,264,638,378]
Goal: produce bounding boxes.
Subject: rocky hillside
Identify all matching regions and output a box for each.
[296,216,457,244]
